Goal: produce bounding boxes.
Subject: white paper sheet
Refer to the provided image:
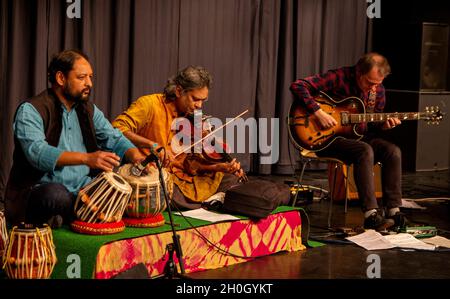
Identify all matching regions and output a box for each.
[346,230,395,250]
[347,230,436,251]
[174,208,239,223]
[401,199,426,210]
[422,236,450,248]
[384,233,436,251]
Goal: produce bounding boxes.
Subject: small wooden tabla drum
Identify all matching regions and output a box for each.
[2,224,57,279]
[118,164,172,228]
[71,171,132,235]
[0,210,8,257]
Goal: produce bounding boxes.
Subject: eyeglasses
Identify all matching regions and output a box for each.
[361,75,383,88]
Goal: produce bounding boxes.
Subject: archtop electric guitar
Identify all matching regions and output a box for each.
[288,92,444,152]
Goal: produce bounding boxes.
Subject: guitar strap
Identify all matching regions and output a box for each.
[366,90,377,112]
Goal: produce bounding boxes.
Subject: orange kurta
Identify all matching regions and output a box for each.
[112,94,223,202]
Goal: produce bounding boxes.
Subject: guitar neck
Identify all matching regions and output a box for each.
[347,112,426,124]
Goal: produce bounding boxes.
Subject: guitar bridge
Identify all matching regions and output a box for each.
[288,115,309,127]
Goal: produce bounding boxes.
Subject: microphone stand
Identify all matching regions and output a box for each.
[143,150,186,278]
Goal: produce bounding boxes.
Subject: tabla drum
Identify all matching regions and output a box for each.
[0,210,8,257]
[71,171,132,235]
[118,164,172,228]
[2,224,57,279]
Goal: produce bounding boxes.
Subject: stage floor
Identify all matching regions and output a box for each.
[187,170,450,279]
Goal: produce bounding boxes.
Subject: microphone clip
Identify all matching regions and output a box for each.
[130,145,163,176]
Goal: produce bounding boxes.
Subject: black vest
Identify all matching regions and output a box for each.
[5,89,98,224]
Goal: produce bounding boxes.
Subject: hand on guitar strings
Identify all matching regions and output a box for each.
[314,109,338,129]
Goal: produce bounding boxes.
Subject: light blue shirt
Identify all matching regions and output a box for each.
[13,102,135,194]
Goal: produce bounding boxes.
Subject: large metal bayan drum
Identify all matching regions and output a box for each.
[118,164,172,227]
[3,224,57,279]
[71,171,132,235]
[0,211,8,257]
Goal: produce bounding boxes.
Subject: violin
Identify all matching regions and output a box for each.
[173,111,249,183]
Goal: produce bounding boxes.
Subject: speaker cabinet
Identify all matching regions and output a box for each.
[383,90,450,171]
[420,23,449,90]
[373,20,450,171]
[373,22,449,91]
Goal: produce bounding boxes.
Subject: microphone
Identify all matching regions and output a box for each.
[130,145,163,176]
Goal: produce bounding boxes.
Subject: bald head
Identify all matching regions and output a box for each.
[356,52,390,93]
[356,52,391,78]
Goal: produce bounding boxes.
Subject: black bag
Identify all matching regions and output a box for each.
[222,180,290,219]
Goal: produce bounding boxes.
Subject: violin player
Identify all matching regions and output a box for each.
[112,66,245,210]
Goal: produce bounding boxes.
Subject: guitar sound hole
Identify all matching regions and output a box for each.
[317,132,321,136]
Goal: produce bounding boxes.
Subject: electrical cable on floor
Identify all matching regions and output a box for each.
[393,247,450,252]
[170,201,277,260]
[308,237,353,245]
[437,228,450,234]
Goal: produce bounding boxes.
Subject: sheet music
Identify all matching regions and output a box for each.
[422,236,450,248]
[174,208,240,223]
[347,230,435,251]
[401,199,426,210]
[346,230,395,250]
[384,234,435,251]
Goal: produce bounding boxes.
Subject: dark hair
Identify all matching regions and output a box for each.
[163,66,212,100]
[356,52,391,77]
[47,49,90,84]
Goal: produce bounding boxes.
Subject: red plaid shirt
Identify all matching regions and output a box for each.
[290,66,386,134]
[290,66,386,114]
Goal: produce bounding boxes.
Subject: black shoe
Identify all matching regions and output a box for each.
[386,212,408,229]
[364,211,394,231]
[47,215,63,229]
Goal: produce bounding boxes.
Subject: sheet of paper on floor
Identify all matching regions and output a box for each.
[174,208,240,223]
[347,230,436,251]
[384,233,435,251]
[421,236,450,248]
[401,199,426,210]
[346,230,395,250]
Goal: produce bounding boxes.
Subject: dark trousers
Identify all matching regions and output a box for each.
[318,138,402,211]
[25,183,75,225]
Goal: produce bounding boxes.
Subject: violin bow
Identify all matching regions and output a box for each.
[173,109,249,158]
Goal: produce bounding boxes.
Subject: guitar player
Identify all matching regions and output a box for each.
[290,52,407,231]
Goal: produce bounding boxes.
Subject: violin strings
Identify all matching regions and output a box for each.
[174,109,249,158]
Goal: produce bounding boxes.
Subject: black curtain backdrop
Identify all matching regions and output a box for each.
[0,0,368,208]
